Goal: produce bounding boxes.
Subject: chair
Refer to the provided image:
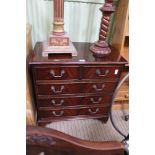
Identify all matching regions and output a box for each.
[27,126,124,155]
[26,73,129,155]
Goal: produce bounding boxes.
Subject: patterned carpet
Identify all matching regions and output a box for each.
[46,109,129,142]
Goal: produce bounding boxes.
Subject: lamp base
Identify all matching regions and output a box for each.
[42,32,77,57]
[42,41,77,57]
[49,32,69,46]
[90,42,111,58]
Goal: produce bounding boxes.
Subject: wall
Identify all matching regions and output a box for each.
[26,0,118,48]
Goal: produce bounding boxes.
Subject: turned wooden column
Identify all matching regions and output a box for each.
[48,0,69,46]
[42,0,77,57]
[90,0,115,58]
[53,0,64,34]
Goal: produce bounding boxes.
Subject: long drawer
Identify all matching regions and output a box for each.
[36,82,117,95]
[38,106,110,118]
[33,65,122,81]
[37,95,112,107]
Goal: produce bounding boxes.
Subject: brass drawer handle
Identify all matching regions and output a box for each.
[51,85,64,94]
[52,111,64,117]
[50,69,65,78]
[92,84,105,91]
[96,69,109,77]
[51,99,64,106]
[88,108,99,114]
[90,97,102,104]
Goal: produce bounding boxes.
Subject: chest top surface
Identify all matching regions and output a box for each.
[29,42,127,65]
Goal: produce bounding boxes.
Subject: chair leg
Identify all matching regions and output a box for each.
[26,146,42,155]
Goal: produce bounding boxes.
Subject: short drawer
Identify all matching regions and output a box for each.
[33,66,80,80]
[37,95,112,107]
[36,82,117,95]
[86,82,117,94]
[83,66,122,80]
[38,106,109,118]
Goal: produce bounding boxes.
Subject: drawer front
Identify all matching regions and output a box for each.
[83,66,122,80]
[86,82,117,94]
[33,66,80,80]
[37,95,112,107]
[38,106,109,118]
[36,82,117,95]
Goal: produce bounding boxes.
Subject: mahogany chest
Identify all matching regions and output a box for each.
[29,42,127,126]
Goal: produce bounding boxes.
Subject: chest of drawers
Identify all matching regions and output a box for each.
[29,42,127,126]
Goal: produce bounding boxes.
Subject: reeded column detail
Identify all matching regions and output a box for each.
[42,0,77,57]
[53,0,64,33]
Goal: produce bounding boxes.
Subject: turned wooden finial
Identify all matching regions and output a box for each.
[90,0,115,58]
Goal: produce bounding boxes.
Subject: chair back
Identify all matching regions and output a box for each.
[27,126,124,155]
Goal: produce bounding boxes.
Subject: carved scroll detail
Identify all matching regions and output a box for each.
[27,134,56,146]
